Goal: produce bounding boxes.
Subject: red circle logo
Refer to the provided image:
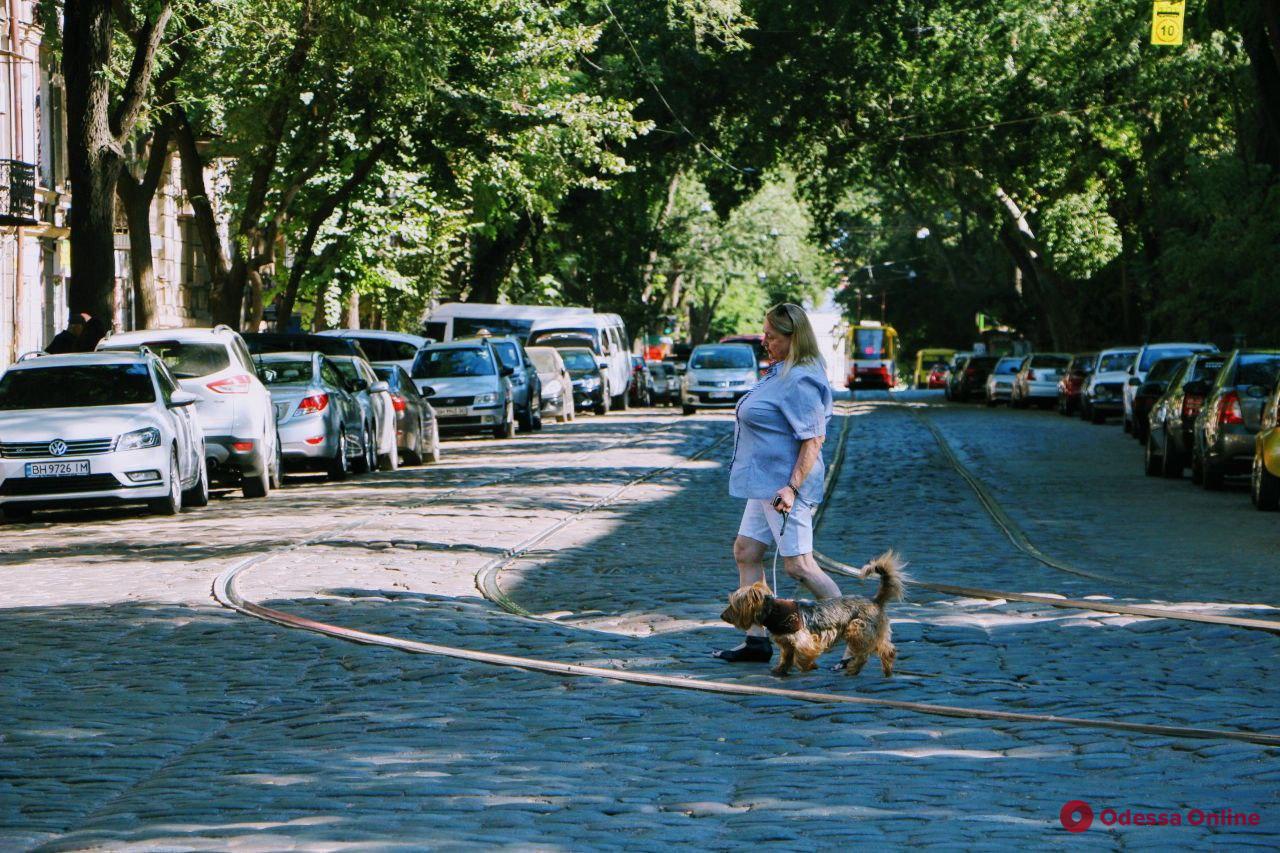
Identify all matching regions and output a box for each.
[1060,800,1093,832]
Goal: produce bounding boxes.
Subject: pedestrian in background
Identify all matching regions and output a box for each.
[45,313,87,354]
[714,302,840,663]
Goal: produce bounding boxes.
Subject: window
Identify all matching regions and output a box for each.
[154,364,179,405]
[102,340,230,378]
[453,317,532,339]
[331,360,365,390]
[691,346,756,370]
[492,341,520,370]
[412,347,497,378]
[231,337,256,372]
[354,337,419,362]
[854,329,886,358]
[259,360,314,385]
[1098,352,1136,373]
[320,360,344,389]
[0,365,157,408]
[560,349,598,372]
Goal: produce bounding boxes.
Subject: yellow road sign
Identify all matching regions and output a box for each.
[1151,0,1185,46]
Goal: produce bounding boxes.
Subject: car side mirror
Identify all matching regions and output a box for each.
[500,365,515,377]
[169,390,199,408]
[597,359,608,370]
[369,381,389,394]
[1127,377,1140,386]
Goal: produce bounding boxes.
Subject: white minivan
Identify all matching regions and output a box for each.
[422,303,592,343]
[527,314,632,410]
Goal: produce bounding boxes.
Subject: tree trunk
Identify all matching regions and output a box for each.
[993,185,1073,349]
[115,125,171,328]
[468,213,533,302]
[62,0,120,322]
[639,170,682,304]
[170,105,232,319]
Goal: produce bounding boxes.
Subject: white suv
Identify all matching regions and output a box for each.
[0,351,208,520]
[1123,342,1218,434]
[99,326,281,498]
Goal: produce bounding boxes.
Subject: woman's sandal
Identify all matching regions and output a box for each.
[712,636,772,663]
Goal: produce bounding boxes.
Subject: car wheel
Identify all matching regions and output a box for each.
[1,506,33,522]
[328,432,350,481]
[149,450,183,515]
[353,424,374,474]
[378,447,398,472]
[241,447,270,498]
[594,389,608,416]
[531,394,543,431]
[1191,442,1205,485]
[1090,407,1105,424]
[682,404,696,416]
[1252,453,1280,510]
[1144,433,1162,477]
[517,402,533,432]
[424,421,441,463]
[1159,430,1183,479]
[1123,416,1132,434]
[183,456,210,507]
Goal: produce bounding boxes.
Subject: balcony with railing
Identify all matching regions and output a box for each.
[0,159,38,226]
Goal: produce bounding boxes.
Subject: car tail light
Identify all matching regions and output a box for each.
[1182,394,1204,420]
[297,394,329,415]
[304,436,325,445]
[232,440,255,452]
[391,394,407,412]
[1026,370,1036,381]
[1218,391,1244,426]
[207,374,252,394]
[965,368,976,377]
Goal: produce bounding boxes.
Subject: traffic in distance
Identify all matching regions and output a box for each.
[0,304,785,523]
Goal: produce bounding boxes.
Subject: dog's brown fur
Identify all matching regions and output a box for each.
[720,550,906,677]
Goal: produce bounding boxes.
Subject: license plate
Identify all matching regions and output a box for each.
[25,460,90,477]
[435,406,469,417]
[708,391,733,400]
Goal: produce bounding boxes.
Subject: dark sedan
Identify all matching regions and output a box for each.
[1131,356,1187,442]
[1192,349,1280,489]
[952,355,998,402]
[1056,353,1096,416]
[372,364,440,465]
[1145,352,1227,478]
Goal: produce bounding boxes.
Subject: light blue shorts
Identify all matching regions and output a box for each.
[737,498,814,557]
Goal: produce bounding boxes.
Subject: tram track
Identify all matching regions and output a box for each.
[213,407,1280,748]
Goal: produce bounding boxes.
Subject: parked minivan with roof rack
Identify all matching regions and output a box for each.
[98,326,281,498]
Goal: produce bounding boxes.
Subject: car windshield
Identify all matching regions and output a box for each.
[968,357,998,370]
[491,341,521,369]
[994,359,1022,374]
[244,335,365,359]
[1145,358,1184,383]
[371,366,401,389]
[109,341,229,379]
[853,329,886,358]
[413,347,497,378]
[526,350,558,373]
[1099,352,1136,372]
[1030,355,1070,369]
[530,328,600,352]
[353,338,419,362]
[1234,354,1280,388]
[258,360,313,385]
[453,317,532,340]
[561,350,598,372]
[0,364,155,409]
[1190,358,1226,383]
[691,346,755,370]
[1070,356,1096,373]
[1140,346,1210,371]
[331,361,362,387]
[649,363,668,378]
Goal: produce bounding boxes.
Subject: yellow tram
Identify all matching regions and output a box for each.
[846,320,899,389]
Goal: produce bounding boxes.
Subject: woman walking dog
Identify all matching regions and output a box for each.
[713,303,840,663]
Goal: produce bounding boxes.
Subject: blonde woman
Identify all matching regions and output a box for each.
[713,303,841,663]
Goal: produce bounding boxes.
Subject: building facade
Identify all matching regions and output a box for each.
[1,0,213,373]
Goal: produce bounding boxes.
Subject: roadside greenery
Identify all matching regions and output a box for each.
[55,0,1280,350]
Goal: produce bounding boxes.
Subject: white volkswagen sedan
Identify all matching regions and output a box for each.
[0,351,208,521]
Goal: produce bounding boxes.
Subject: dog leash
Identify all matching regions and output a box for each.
[772,509,789,592]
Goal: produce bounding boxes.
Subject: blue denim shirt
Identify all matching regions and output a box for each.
[729,360,833,504]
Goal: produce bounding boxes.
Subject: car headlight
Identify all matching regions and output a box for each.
[474,392,498,406]
[580,376,600,390]
[117,427,161,451]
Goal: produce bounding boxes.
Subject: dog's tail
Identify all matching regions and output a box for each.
[861,550,908,607]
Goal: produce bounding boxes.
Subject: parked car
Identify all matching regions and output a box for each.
[646,360,680,406]
[329,355,397,472]
[1011,353,1072,409]
[372,364,440,465]
[527,313,631,410]
[560,346,609,415]
[256,352,366,480]
[525,346,575,423]
[317,330,432,375]
[1144,352,1227,479]
[720,334,770,375]
[99,326,281,497]
[629,355,655,407]
[1124,342,1218,434]
[1192,349,1280,489]
[681,343,758,415]
[0,351,208,520]
[914,348,956,389]
[663,342,693,376]
[984,356,1023,406]
[1056,353,1096,416]
[926,363,950,389]
[242,332,369,361]
[484,335,543,432]
[411,340,516,438]
[951,355,998,402]
[1251,382,1280,510]
[1081,348,1138,424]
[1130,356,1187,442]
[943,351,974,401]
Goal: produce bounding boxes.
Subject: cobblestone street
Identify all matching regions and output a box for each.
[2,395,1278,849]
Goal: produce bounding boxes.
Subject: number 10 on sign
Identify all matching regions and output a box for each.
[1151,0,1185,46]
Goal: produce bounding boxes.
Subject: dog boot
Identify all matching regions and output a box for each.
[712,636,772,663]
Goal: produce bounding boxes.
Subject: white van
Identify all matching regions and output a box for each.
[423,303,591,343]
[527,314,632,410]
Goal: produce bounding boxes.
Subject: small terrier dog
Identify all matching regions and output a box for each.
[720,551,906,677]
